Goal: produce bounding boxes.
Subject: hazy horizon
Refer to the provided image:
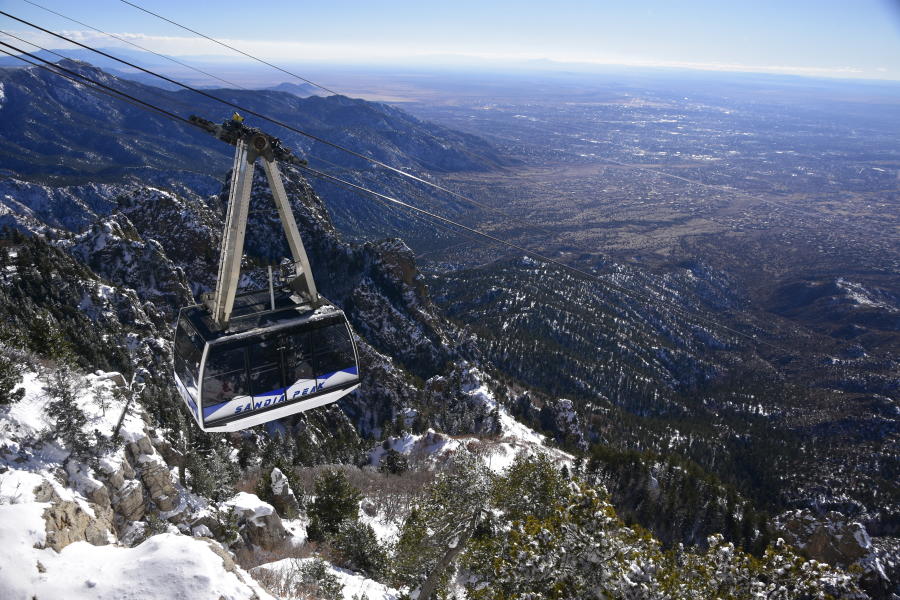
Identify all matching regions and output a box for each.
[1,0,899,82]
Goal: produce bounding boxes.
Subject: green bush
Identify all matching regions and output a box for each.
[307,469,362,541]
[0,352,24,405]
[330,520,389,580]
[379,448,409,475]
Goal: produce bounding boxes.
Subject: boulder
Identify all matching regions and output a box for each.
[111,479,146,522]
[225,492,290,552]
[124,433,180,514]
[777,509,872,566]
[268,467,300,519]
[35,481,114,551]
[86,483,112,510]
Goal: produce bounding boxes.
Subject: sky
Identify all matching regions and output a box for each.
[2,0,899,80]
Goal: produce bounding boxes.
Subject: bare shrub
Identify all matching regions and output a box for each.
[234,467,262,495]
[235,538,322,571]
[251,557,343,600]
[292,464,435,525]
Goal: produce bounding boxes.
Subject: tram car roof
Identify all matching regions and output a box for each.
[181,288,346,343]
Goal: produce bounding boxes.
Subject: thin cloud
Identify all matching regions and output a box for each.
[2,29,892,80]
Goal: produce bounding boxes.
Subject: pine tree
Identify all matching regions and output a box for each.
[307,469,362,541]
[330,520,389,580]
[462,468,865,600]
[379,448,409,475]
[490,451,567,522]
[44,367,90,456]
[0,352,24,405]
[394,452,489,599]
[206,443,239,502]
[165,409,190,486]
[237,435,258,470]
[186,451,216,499]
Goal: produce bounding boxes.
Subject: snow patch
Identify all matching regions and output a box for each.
[369,369,572,474]
[0,528,274,600]
[223,492,275,526]
[255,557,400,600]
[359,510,400,545]
[836,278,896,311]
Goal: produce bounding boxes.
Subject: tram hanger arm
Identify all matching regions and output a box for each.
[189,114,308,167]
[197,114,321,327]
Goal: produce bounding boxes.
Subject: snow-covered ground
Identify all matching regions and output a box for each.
[253,557,400,600]
[836,278,897,311]
[0,371,144,521]
[0,368,271,600]
[0,524,274,600]
[1,364,575,599]
[370,368,572,474]
[359,508,399,546]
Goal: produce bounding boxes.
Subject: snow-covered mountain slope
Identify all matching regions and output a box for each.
[0,367,272,599]
[68,213,195,318]
[0,355,580,599]
[0,129,598,597]
[0,178,120,233]
[368,366,572,474]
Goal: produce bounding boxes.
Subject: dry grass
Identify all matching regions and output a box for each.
[292,464,434,524]
[234,467,263,495]
[250,555,343,600]
[234,537,323,571]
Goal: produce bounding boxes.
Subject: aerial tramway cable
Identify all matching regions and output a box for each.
[296,164,782,350]
[0,30,227,118]
[117,0,341,97]
[0,40,197,127]
[10,6,858,277]
[60,3,849,245]
[20,0,250,91]
[302,150,516,254]
[91,2,815,238]
[11,1,530,241]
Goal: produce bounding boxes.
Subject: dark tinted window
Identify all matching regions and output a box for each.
[310,323,356,376]
[248,336,283,395]
[250,367,282,395]
[174,316,203,398]
[205,346,246,376]
[283,330,315,383]
[202,346,248,408]
[249,336,281,371]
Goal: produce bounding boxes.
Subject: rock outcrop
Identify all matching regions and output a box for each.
[35,481,114,551]
[268,468,300,520]
[778,509,874,566]
[69,212,194,319]
[224,492,290,552]
[776,509,890,597]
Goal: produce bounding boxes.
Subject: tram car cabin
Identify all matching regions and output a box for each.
[174,288,360,432]
[173,115,360,431]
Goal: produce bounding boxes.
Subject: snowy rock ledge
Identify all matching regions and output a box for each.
[0,368,272,599]
[0,523,273,600]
